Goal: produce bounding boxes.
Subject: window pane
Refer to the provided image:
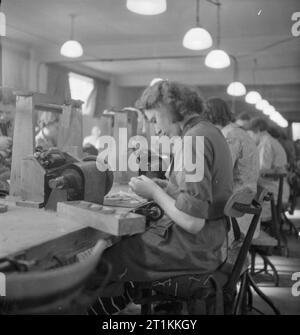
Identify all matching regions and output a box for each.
[292,123,300,141]
[68,72,94,114]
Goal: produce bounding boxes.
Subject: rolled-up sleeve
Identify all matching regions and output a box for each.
[175,136,213,219]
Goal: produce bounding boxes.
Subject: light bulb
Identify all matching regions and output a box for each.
[183,27,213,50]
[227,82,246,97]
[127,0,167,15]
[60,40,83,58]
[205,49,231,69]
[245,91,261,104]
[256,99,269,111]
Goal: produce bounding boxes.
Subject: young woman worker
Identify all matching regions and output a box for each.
[86,81,233,315]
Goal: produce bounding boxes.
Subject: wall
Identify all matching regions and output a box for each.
[2,39,47,92]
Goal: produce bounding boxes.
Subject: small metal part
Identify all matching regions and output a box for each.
[49,176,66,190]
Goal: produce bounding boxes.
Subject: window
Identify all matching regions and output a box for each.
[292,123,300,141]
[68,72,94,115]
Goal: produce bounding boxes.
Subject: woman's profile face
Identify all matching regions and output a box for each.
[145,105,177,136]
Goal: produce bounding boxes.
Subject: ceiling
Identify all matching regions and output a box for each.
[2,0,300,120]
[3,0,300,79]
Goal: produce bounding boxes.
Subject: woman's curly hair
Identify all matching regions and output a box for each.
[248,117,269,133]
[135,81,204,122]
[203,97,234,127]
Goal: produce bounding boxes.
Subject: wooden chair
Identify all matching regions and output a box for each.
[276,173,299,238]
[250,192,281,287]
[250,173,290,287]
[0,240,107,314]
[134,188,280,315]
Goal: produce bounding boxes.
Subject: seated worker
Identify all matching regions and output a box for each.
[0,91,15,193]
[83,143,98,157]
[235,112,251,130]
[83,126,101,151]
[203,97,260,240]
[248,117,289,218]
[85,80,233,314]
[35,112,60,150]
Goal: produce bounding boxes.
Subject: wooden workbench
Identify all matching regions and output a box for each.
[0,184,139,261]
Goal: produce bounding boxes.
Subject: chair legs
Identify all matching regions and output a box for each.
[247,273,281,315]
[250,249,280,287]
[232,271,280,315]
[281,212,299,238]
[233,272,248,315]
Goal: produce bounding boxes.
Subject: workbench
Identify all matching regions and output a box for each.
[0,184,138,264]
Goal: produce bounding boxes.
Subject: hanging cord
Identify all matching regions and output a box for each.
[70,14,76,40]
[216,1,221,48]
[230,55,239,81]
[253,58,258,85]
[196,0,200,26]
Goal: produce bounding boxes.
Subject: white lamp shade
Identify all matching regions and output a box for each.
[60,40,83,58]
[245,91,261,104]
[205,49,231,69]
[183,27,213,50]
[127,0,166,15]
[256,99,269,111]
[227,82,246,97]
[0,12,6,37]
[270,112,288,128]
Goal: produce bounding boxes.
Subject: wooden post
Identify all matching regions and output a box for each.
[115,110,140,183]
[10,93,35,197]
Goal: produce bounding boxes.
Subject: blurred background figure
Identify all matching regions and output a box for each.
[83,126,101,151]
[248,117,290,218]
[235,112,251,130]
[203,97,260,240]
[83,143,98,157]
[35,112,60,150]
[0,89,16,195]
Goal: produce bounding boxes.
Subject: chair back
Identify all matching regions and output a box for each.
[262,172,287,218]
[0,239,107,314]
[224,188,266,292]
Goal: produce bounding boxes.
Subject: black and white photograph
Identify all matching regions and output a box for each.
[0,0,299,322]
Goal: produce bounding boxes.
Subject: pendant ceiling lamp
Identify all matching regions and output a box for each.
[263,105,275,116]
[227,56,246,96]
[0,0,6,36]
[245,91,261,104]
[60,14,83,58]
[270,111,288,128]
[245,59,261,104]
[183,0,212,50]
[256,99,269,111]
[126,0,167,15]
[205,1,230,69]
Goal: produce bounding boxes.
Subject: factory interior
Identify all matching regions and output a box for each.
[0,0,300,316]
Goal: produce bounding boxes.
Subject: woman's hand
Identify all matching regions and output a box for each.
[129,175,159,200]
[152,178,169,189]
